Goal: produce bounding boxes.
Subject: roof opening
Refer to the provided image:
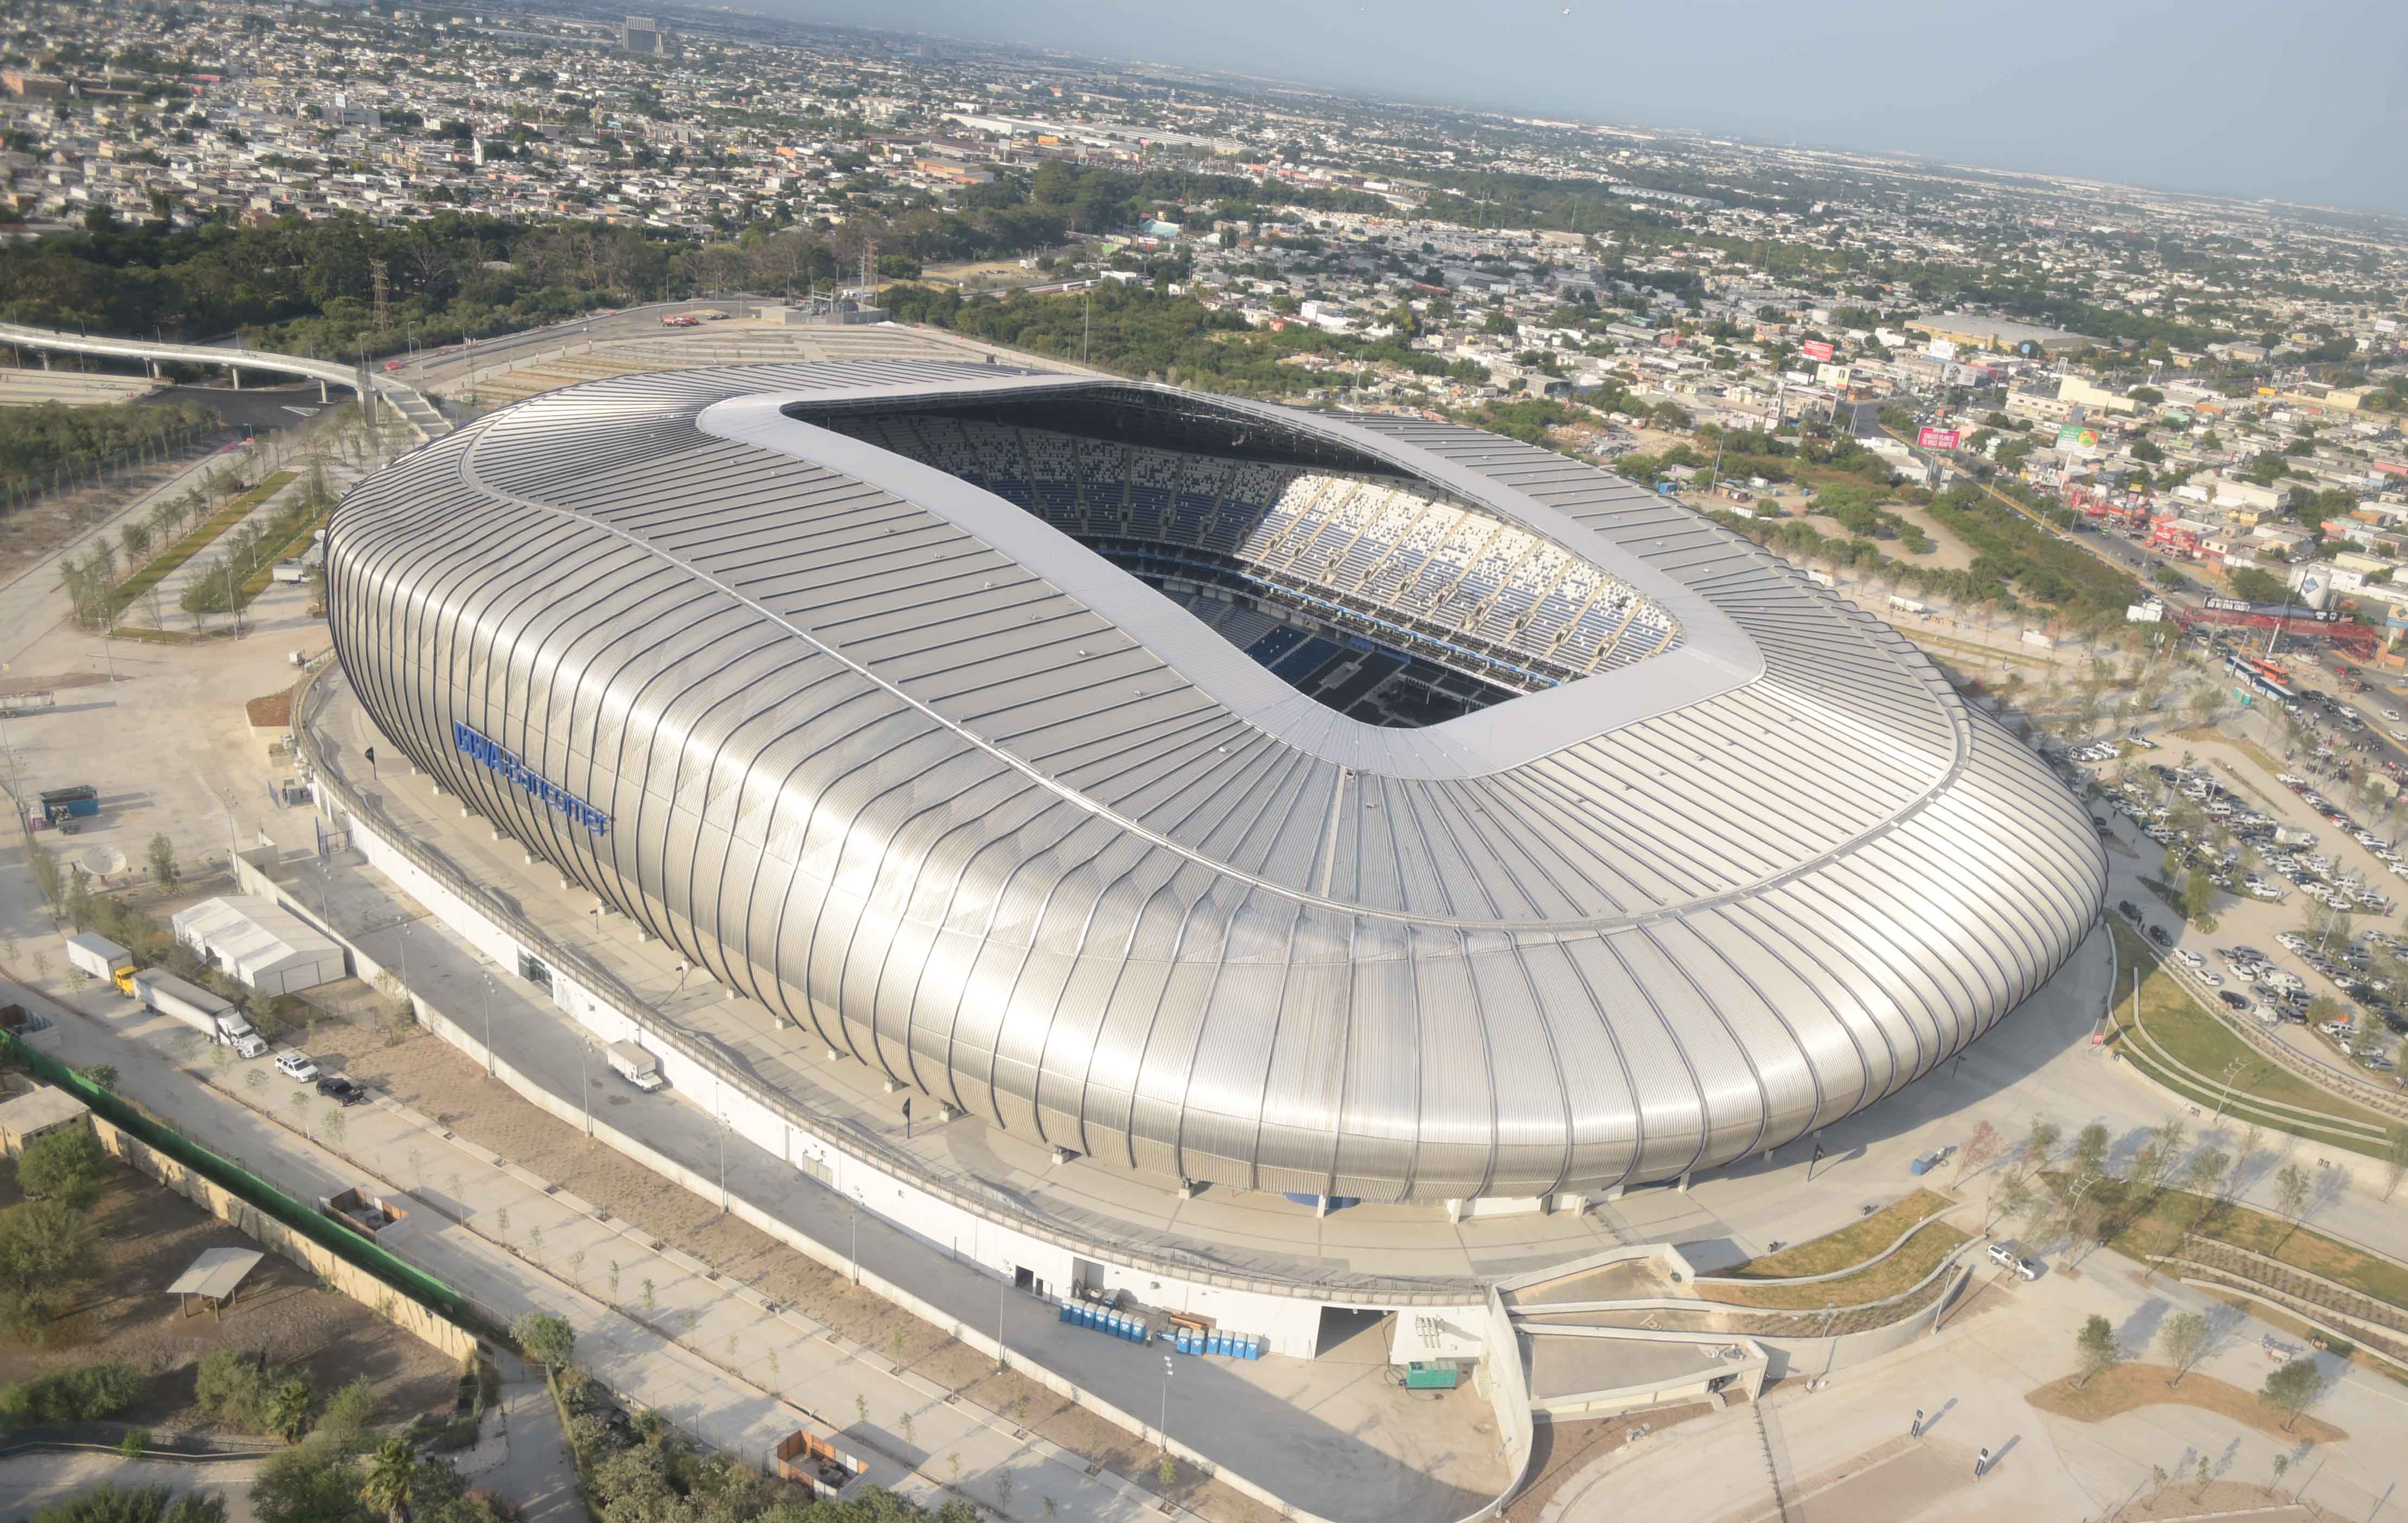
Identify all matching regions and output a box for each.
[797,388,1678,729]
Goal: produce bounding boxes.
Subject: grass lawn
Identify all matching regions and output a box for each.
[2025,1363,2344,1442]
[106,471,296,615]
[2105,919,2396,1147]
[2067,1174,2408,1312]
[234,511,325,605]
[1698,1188,1971,1309]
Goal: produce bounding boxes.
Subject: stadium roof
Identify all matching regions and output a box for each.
[326,361,2107,1202]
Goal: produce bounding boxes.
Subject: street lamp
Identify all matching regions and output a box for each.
[1160,1354,1174,1456]
[847,1191,861,1284]
[479,970,494,1076]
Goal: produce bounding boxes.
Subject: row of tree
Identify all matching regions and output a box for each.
[0,399,217,501]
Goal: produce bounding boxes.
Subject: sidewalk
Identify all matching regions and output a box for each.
[6,982,1183,1523]
[1536,1236,2405,1523]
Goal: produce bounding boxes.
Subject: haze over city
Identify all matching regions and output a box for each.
[0,3,2403,1523]
[795,0,2408,213]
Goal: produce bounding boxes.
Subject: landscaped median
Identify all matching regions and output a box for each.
[1697,1188,1972,1311]
[102,470,294,621]
[2104,919,2405,1159]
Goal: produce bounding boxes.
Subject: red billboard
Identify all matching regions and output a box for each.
[1799,339,1835,363]
[1916,427,1961,450]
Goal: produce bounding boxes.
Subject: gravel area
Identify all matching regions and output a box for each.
[333,1015,1266,1520]
[0,1128,458,1437]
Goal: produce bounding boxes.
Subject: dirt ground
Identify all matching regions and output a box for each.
[0,1118,458,1438]
[0,444,226,588]
[1501,1403,1711,1521]
[332,1015,1268,1520]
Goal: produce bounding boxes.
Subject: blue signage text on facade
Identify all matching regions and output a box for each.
[452,721,611,834]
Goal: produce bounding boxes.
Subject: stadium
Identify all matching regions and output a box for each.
[324,360,2108,1208]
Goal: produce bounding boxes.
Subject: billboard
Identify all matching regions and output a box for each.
[1926,338,1957,362]
[1799,339,1835,363]
[2203,596,2345,623]
[2055,424,2102,455]
[1816,362,1852,387]
[1916,427,1961,450]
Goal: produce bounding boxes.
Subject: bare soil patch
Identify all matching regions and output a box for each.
[2023,1362,2345,1444]
[334,1020,1265,1521]
[1500,1403,1711,1522]
[0,1139,457,1437]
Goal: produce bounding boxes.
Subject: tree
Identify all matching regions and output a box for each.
[0,1199,108,1339]
[360,1438,419,1523]
[2019,1117,2062,1170]
[2069,1122,2110,1182]
[513,1311,575,1371]
[2384,1130,2408,1203]
[2157,1311,2212,1386]
[251,1440,373,1523]
[146,832,179,888]
[2260,1356,2327,1432]
[1953,1119,2002,1185]
[1988,1170,2032,1233]
[2273,1162,2312,1246]
[2073,1313,2120,1388]
[15,1126,116,1209]
[27,1482,183,1523]
[266,1377,315,1444]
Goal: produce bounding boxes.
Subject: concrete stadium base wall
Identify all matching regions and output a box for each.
[87,1114,481,1365]
[267,809,1521,1523]
[291,797,1437,1361]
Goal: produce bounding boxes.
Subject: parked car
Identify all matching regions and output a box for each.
[1987,1241,2040,1281]
[315,1075,368,1106]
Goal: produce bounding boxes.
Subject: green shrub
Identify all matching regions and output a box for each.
[193,1348,273,1431]
[17,1127,117,1209]
[0,1360,145,1425]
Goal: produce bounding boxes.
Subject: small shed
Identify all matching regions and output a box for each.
[166,1246,266,1319]
[171,896,344,996]
[0,1086,91,1158]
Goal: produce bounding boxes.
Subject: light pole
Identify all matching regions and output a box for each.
[715,1078,728,1214]
[578,1038,594,1137]
[479,970,494,1074]
[1160,1354,1173,1456]
[997,1272,1008,1373]
[847,1191,860,1283]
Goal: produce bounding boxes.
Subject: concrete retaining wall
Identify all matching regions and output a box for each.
[86,1114,480,1365]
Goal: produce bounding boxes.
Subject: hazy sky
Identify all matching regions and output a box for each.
[780,0,2408,215]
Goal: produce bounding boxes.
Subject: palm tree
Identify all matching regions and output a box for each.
[266,1378,315,1444]
[361,1437,419,1523]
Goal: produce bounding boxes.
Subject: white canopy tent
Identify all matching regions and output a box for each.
[171,896,344,996]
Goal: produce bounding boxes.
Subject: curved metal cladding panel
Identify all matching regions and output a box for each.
[325,362,2108,1202]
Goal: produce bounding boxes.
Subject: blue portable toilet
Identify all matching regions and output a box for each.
[1244,1337,1261,1360]
[1058,1302,1072,1324]
[1207,1332,1225,1356]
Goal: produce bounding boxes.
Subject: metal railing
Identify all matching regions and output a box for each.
[290,661,1483,1304]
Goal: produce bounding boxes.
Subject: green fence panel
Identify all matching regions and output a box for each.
[1,1032,470,1322]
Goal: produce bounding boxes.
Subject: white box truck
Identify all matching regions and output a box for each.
[606,1040,666,1091]
[65,932,137,994]
[131,968,269,1058]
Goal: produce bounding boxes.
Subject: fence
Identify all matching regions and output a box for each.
[290,661,1477,1306]
[0,1029,477,1346]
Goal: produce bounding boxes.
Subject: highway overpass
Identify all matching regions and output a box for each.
[0,321,451,437]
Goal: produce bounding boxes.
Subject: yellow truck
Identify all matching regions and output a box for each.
[65,932,137,994]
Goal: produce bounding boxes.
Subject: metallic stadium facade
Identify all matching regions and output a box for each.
[326,361,2108,1205]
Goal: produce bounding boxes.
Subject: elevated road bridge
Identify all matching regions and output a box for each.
[0,320,450,437]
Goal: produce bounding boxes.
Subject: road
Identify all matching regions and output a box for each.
[0,977,1187,1523]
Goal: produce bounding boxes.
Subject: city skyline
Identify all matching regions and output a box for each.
[786,0,2408,216]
